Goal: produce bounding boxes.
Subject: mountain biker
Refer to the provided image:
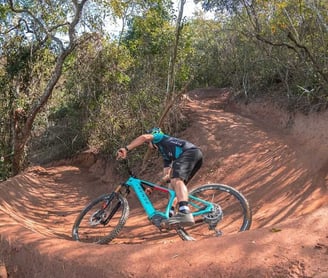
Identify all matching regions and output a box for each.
[116,127,203,226]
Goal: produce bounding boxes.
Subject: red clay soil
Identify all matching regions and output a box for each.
[0,89,327,278]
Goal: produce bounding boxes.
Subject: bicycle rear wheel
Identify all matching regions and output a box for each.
[72,192,129,244]
[187,184,252,239]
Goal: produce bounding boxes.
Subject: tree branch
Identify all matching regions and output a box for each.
[287,32,328,83]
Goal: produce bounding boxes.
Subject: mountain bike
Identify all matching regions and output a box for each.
[72,161,252,244]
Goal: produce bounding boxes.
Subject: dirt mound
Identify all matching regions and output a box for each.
[0,89,327,277]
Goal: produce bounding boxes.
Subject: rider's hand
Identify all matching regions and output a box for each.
[158,175,170,186]
[116,148,127,160]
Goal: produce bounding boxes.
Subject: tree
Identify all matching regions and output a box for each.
[0,0,97,175]
[198,0,328,104]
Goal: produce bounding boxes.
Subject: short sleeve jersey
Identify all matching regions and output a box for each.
[152,133,198,167]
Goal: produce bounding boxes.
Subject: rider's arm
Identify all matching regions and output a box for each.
[163,167,171,178]
[160,167,171,184]
[117,134,153,159]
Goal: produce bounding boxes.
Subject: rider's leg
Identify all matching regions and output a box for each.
[167,149,203,225]
[168,183,178,216]
[168,177,194,225]
[171,178,189,214]
[171,178,188,202]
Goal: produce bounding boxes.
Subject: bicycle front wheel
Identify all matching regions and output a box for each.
[72,193,129,244]
[188,184,252,239]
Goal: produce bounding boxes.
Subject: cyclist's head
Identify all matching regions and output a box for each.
[146,127,164,143]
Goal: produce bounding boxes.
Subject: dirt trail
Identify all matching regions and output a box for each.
[0,89,327,277]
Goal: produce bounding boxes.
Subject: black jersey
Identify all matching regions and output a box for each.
[153,135,198,167]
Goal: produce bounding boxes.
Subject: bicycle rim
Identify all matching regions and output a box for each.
[188,184,252,239]
[72,193,129,244]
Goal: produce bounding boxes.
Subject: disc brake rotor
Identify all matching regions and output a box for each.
[89,210,107,226]
[203,204,223,225]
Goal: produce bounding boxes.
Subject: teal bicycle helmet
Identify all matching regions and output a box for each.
[146,127,164,143]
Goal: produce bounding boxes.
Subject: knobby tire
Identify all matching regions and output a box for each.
[177,184,252,240]
[72,192,129,244]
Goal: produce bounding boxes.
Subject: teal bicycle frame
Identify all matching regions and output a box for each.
[123,176,215,222]
[72,160,252,244]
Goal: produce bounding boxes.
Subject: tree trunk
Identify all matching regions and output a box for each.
[7,0,88,176]
[12,136,27,176]
[165,0,186,103]
[11,108,27,175]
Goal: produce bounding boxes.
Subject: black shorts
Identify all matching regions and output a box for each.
[171,148,203,184]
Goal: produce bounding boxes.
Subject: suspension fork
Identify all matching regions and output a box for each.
[114,183,130,198]
[103,184,129,225]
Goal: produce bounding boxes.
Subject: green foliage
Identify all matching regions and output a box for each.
[125,2,173,56]
[197,0,244,13]
[188,0,328,111]
[48,38,135,158]
[0,74,12,181]
[0,33,56,173]
[29,100,87,164]
[1,0,328,175]
[182,18,232,88]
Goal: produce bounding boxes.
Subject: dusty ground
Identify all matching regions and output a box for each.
[0,89,328,277]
